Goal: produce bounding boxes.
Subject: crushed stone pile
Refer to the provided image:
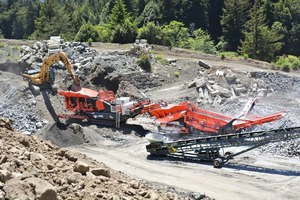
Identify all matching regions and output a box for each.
[0,71,44,133]
[0,124,211,200]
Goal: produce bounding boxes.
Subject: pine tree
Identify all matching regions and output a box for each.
[135,0,161,27]
[274,0,300,56]
[109,0,138,43]
[109,0,129,27]
[239,0,283,62]
[32,0,73,40]
[220,0,249,51]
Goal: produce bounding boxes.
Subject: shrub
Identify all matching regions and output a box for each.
[174,71,180,77]
[138,22,162,44]
[155,54,168,65]
[88,38,92,46]
[0,42,5,48]
[75,22,100,42]
[221,54,225,60]
[275,55,300,71]
[282,63,291,72]
[137,53,151,72]
[218,51,238,59]
[243,53,249,59]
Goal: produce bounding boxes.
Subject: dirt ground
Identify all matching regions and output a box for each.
[1,40,300,200]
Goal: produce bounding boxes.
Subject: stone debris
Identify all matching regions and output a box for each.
[186,68,274,105]
[19,39,162,93]
[130,39,152,55]
[0,126,210,200]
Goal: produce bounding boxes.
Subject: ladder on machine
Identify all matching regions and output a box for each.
[115,110,121,128]
[146,126,300,168]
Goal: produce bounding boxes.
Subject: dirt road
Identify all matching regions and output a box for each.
[70,134,300,200]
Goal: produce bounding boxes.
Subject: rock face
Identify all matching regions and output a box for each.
[0,125,211,200]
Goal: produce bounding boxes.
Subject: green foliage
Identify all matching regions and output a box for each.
[220,0,249,51]
[218,51,239,59]
[239,0,283,62]
[32,0,74,40]
[109,0,138,44]
[274,55,300,71]
[75,22,100,42]
[0,1,39,39]
[161,21,189,47]
[135,1,161,27]
[220,53,225,60]
[0,42,5,48]
[88,38,92,46]
[138,22,162,44]
[273,0,300,55]
[174,71,180,77]
[2,0,300,61]
[12,45,19,51]
[137,53,151,72]
[112,19,138,44]
[243,53,249,59]
[94,24,113,42]
[109,0,130,27]
[181,28,216,54]
[155,53,168,65]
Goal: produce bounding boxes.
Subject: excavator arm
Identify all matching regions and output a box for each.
[58,52,80,85]
[22,51,80,94]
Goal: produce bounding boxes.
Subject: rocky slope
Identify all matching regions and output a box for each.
[0,121,210,200]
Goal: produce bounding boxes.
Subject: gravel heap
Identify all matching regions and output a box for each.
[0,71,43,133]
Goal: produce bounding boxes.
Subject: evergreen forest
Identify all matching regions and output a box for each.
[1,0,300,67]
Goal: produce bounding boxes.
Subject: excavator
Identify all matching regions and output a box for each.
[22,52,81,95]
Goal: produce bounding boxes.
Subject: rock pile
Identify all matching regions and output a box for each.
[187,67,273,105]
[0,124,211,200]
[260,139,300,157]
[19,39,162,93]
[0,71,44,134]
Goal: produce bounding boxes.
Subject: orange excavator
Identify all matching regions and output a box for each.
[149,98,287,134]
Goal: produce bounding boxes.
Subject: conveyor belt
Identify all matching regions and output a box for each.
[146,126,300,168]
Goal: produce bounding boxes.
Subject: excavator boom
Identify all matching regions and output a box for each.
[22,52,80,95]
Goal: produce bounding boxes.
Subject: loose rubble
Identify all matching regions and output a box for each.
[0,124,212,200]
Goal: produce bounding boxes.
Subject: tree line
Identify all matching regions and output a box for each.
[1,0,300,65]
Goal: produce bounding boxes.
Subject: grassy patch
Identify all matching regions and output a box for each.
[12,45,20,51]
[274,55,300,71]
[155,53,168,65]
[218,51,239,59]
[0,42,5,48]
